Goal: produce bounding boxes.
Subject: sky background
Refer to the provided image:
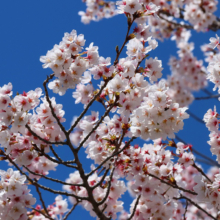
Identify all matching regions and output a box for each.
[0,0,220,219]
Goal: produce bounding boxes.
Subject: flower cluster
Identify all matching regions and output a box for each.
[112,139,196,219]
[0,82,62,178]
[167,38,207,107]
[130,79,189,140]
[204,106,220,163]
[79,0,118,24]
[79,0,218,41]
[28,195,69,220]
[0,168,36,220]
[184,0,217,32]
[207,34,220,98]
[40,30,97,96]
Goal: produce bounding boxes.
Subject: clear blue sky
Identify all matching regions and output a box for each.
[0,0,220,219]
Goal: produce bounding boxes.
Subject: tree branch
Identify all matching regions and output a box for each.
[77,97,119,151]
[195,94,220,100]
[5,153,86,201]
[148,173,197,195]
[87,137,136,177]
[43,74,67,137]
[174,195,216,220]
[127,195,141,220]
[192,163,212,183]
[24,165,84,187]
[31,207,54,220]
[25,124,66,145]
[63,200,79,220]
[35,183,50,218]
[32,143,77,169]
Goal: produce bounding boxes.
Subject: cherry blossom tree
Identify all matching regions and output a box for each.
[1,0,220,219]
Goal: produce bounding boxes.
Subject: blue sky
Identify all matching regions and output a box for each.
[0,0,220,219]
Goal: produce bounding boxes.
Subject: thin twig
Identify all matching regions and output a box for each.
[195,94,220,100]
[127,195,141,220]
[92,168,110,190]
[71,144,110,220]
[77,98,119,151]
[187,110,204,124]
[5,153,86,200]
[192,163,212,183]
[175,135,220,167]
[183,199,188,220]
[87,137,136,177]
[50,146,76,164]
[43,74,67,137]
[68,80,109,134]
[24,165,84,187]
[63,201,79,220]
[113,16,135,65]
[98,167,106,176]
[148,173,197,195]
[25,124,66,145]
[98,164,117,206]
[196,158,218,166]
[158,12,193,30]
[49,145,63,162]
[35,184,50,218]
[31,207,54,220]
[174,195,216,220]
[32,143,77,169]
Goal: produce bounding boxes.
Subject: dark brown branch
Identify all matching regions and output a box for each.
[135,54,149,73]
[43,74,67,137]
[68,80,109,135]
[117,130,126,150]
[114,16,135,66]
[98,165,116,206]
[70,143,110,220]
[148,173,197,195]
[49,146,76,165]
[87,137,136,177]
[195,94,220,100]
[77,97,119,151]
[24,165,84,187]
[33,181,85,200]
[31,207,54,220]
[171,139,213,182]
[192,163,212,183]
[174,195,216,220]
[25,124,66,145]
[183,199,188,220]
[35,183,50,218]
[49,145,63,162]
[175,135,220,167]
[203,88,214,96]
[63,201,79,220]
[208,18,220,32]
[32,144,77,169]
[101,204,108,213]
[196,158,218,166]
[187,110,204,124]
[98,167,106,176]
[157,12,193,30]
[127,195,141,220]
[92,168,110,190]
[158,9,220,32]
[5,153,86,201]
